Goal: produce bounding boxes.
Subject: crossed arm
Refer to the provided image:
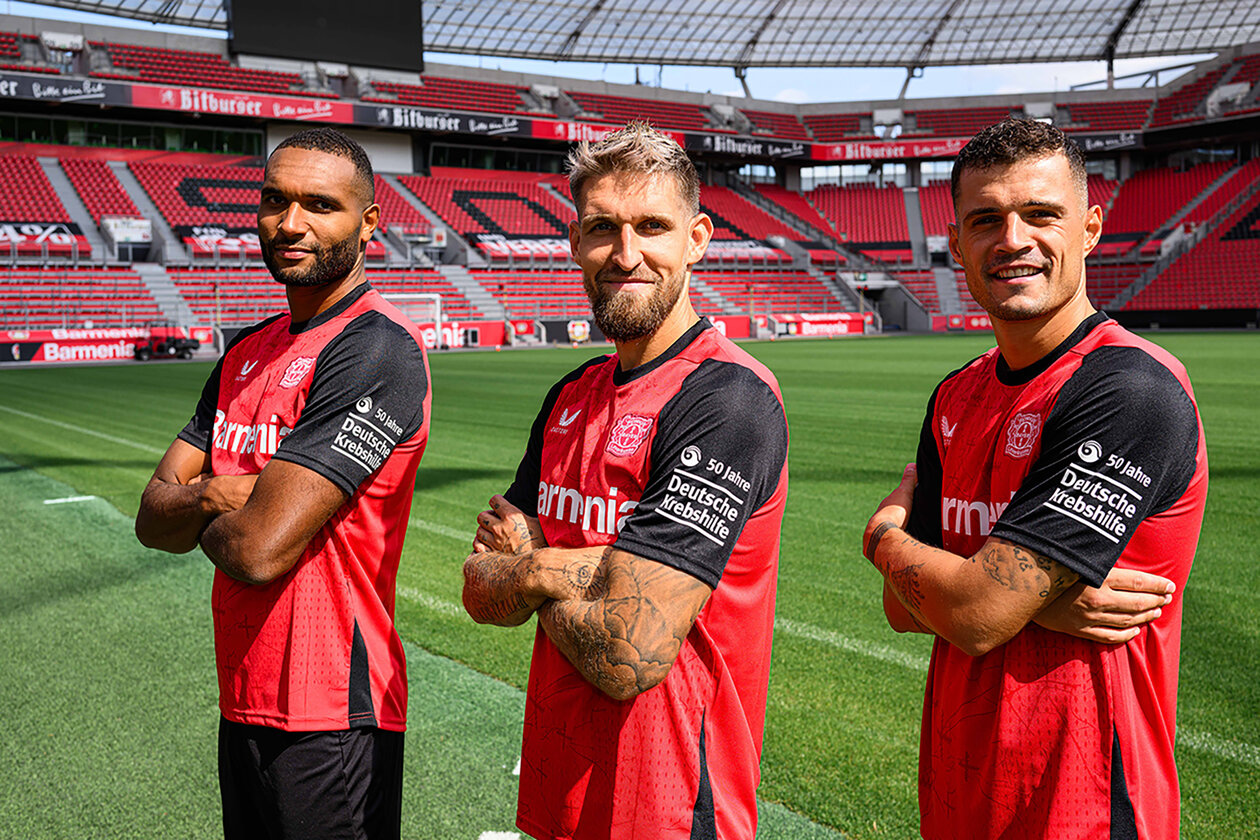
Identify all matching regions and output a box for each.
[462,495,712,700]
[867,464,1172,655]
[136,438,346,585]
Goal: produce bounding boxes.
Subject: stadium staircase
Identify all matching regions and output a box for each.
[133,262,197,324]
[686,275,734,315]
[435,264,504,320]
[932,267,966,314]
[1111,164,1260,309]
[37,156,106,260]
[902,187,929,264]
[730,180,862,268]
[108,160,183,263]
[1130,163,1241,256]
[380,173,471,265]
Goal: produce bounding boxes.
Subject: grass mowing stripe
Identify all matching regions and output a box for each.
[0,402,167,454]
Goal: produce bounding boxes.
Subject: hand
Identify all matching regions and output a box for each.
[202,474,258,515]
[864,463,916,562]
[1033,567,1174,643]
[473,494,546,555]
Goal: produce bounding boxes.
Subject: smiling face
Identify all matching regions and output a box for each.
[258,147,378,288]
[569,170,712,343]
[948,152,1102,324]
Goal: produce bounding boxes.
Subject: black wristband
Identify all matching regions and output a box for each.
[865,521,897,562]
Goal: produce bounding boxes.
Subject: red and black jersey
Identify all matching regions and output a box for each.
[179,283,430,733]
[503,319,789,840]
[906,312,1207,840]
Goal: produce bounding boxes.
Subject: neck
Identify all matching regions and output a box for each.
[615,298,700,372]
[284,263,365,323]
[992,291,1096,371]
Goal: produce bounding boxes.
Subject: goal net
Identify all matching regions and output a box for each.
[385,293,442,337]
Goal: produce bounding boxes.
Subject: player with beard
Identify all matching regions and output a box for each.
[462,122,790,840]
[136,127,430,840]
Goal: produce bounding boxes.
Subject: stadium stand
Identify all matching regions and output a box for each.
[89,41,331,96]
[1149,66,1228,127]
[0,268,160,327]
[810,182,911,263]
[0,155,91,258]
[699,185,837,264]
[60,157,142,224]
[740,109,811,140]
[566,90,715,132]
[169,268,480,325]
[0,29,57,74]
[1088,173,1119,215]
[905,106,1016,137]
[373,175,431,236]
[474,270,590,319]
[801,112,872,142]
[700,272,845,313]
[1127,178,1260,310]
[1093,161,1231,257]
[751,183,846,265]
[918,181,953,239]
[365,76,530,113]
[1062,99,1152,132]
[893,270,941,312]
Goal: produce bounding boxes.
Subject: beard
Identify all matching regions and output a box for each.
[583,264,687,342]
[262,228,362,288]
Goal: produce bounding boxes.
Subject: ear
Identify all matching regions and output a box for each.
[568,219,581,266]
[360,203,381,244]
[947,222,963,266]
[1082,204,1103,259]
[685,212,714,268]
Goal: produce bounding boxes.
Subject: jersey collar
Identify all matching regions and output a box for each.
[612,317,712,386]
[288,282,372,335]
[995,310,1110,386]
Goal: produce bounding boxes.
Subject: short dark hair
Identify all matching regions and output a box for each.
[268,127,375,205]
[951,118,1087,210]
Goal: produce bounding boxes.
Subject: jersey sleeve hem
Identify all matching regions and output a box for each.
[988,522,1108,588]
[611,534,721,590]
[268,448,358,498]
[177,427,209,452]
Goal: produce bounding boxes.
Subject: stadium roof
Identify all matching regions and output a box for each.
[33,0,1260,68]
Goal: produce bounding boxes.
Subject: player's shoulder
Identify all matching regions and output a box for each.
[1071,323,1194,403]
[223,312,286,356]
[327,308,427,365]
[558,352,617,390]
[692,325,781,392]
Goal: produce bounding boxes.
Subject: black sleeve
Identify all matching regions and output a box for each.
[269,311,428,497]
[503,357,605,516]
[906,381,946,548]
[613,359,789,588]
[991,346,1199,587]
[176,316,281,451]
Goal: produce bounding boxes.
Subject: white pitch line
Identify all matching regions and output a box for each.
[774,616,930,672]
[43,495,98,505]
[392,578,1260,769]
[411,518,470,542]
[477,832,520,840]
[397,586,465,618]
[0,404,166,455]
[1179,729,1260,769]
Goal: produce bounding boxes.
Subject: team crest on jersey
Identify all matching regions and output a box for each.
[1004,412,1042,458]
[279,356,316,388]
[606,413,653,457]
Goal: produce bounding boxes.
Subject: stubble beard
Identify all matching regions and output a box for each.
[262,228,362,288]
[584,265,687,342]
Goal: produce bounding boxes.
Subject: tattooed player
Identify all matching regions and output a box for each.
[864,119,1208,840]
[462,122,789,840]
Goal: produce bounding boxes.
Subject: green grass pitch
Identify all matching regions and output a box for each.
[0,331,1256,839]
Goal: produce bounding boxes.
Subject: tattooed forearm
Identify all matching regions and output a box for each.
[888,561,928,615]
[461,550,543,627]
[974,538,1078,598]
[538,549,710,701]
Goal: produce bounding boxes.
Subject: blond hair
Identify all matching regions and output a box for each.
[567,121,700,215]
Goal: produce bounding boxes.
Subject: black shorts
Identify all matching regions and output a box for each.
[218,718,404,840]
